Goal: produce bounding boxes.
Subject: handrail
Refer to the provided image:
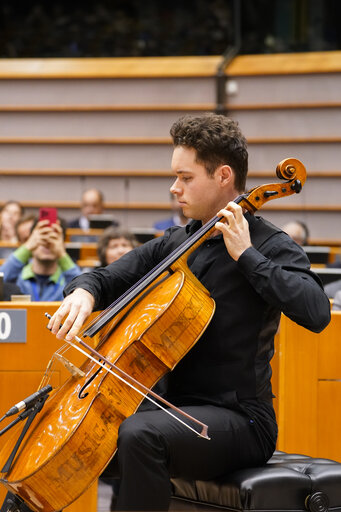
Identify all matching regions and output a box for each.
[0,53,340,81]
[215,0,241,114]
[226,51,341,76]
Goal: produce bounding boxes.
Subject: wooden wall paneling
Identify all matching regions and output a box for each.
[0,111,208,138]
[317,312,341,461]
[231,108,341,138]
[317,381,341,461]
[317,312,341,380]
[271,332,279,420]
[277,314,319,456]
[225,75,341,106]
[277,312,341,462]
[247,141,340,172]
[0,77,217,105]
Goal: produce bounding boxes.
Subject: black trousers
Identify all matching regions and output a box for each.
[113,402,277,511]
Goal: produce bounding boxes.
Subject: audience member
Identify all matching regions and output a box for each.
[332,290,341,311]
[0,217,81,301]
[15,214,36,244]
[0,272,23,300]
[0,200,24,242]
[281,220,310,246]
[68,188,104,230]
[1,282,23,300]
[153,194,189,231]
[324,279,341,299]
[97,227,139,267]
[326,251,341,269]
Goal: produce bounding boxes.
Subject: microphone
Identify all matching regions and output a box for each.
[2,385,53,418]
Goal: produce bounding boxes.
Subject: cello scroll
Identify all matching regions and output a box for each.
[238,157,306,214]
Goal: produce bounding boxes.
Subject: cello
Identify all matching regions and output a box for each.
[0,158,306,512]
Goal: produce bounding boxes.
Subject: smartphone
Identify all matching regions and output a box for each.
[39,207,58,226]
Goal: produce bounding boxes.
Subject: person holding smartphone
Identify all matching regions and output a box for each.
[0,212,81,301]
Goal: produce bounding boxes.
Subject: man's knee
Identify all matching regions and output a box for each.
[118,415,149,447]
[117,413,166,457]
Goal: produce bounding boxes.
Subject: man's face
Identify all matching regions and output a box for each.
[170,146,224,224]
[105,237,134,265]
[1,203,22,226]
[81,191,103,218]
[32,243,56,263]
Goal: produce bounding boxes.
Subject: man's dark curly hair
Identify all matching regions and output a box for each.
[170,113,248,192]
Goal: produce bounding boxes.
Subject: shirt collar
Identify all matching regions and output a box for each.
[186,219,202,235]
[22,263,62,283]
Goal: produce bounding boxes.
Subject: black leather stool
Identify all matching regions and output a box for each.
[170,451,341,511]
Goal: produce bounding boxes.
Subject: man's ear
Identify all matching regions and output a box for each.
[218,165,233,187]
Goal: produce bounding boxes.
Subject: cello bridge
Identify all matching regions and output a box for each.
[54,353,85,378]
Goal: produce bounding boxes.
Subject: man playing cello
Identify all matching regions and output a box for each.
[48,113,330,511]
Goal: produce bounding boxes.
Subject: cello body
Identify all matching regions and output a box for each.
[0,270,215,512]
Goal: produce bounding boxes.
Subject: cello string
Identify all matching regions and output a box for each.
[44,318,210,439]
[73,332,210,437]
[81,212,225,338]
[65,338,210,440]
[81,193,251,338]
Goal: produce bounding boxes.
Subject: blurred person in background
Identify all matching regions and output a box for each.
[332,290,341,311]
[153,194,189,231]
[68,188,104,230]
[324,278,341,300]
[0,200,24,242]
[0,217,81,301]
[281,220,310,246]
[15,214,36,244]
[97,227,139,267]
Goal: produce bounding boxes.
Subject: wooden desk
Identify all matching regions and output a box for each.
[329,246,341,265]
[0,302,98,512]
[65,228,103,243]
[277,311,341,462]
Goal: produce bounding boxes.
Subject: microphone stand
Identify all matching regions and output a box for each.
[0,394,51,512]
[0,493,33,512]
[0,395,48,474]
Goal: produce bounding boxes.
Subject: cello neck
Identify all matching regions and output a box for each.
[83,211,223,338]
